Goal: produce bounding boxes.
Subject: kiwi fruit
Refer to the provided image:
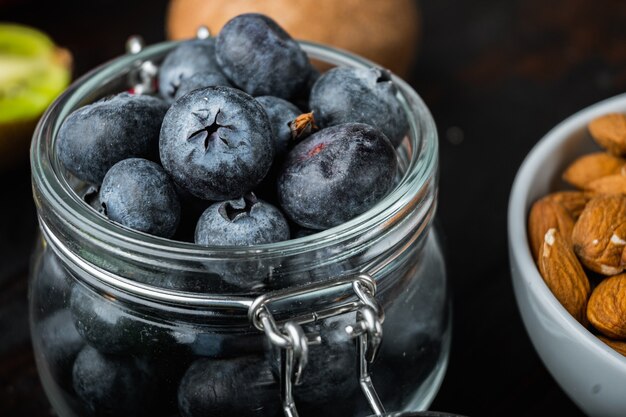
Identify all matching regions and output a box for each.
[0,23,71,168]
[166,0,421,78]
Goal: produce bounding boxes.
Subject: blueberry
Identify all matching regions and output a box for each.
[295,318,359,417]
[100,158,181,239]
[177,356,280,417]
[187,331,265,358]
[159,38,223,103]
[136,269,225,293]
[293,227,317,238]
[277,123,397,230]
[72,346,157,417]
[193,193,289,290]
[56,92,168,185]
[174,71,232,101]
[309,67,409,147]
[37,309,84,389]
[266,314,359,417]
[272,248,355,289]
[255,96,301,157]
[195,193,289,246]
[160,86,274,200]
[215,13,311,99]
[69,284,182,355]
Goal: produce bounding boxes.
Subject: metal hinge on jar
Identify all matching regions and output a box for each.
[249,273,387,417]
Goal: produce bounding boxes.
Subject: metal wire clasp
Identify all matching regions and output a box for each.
[125,35,158,95]
[248,273,385,417]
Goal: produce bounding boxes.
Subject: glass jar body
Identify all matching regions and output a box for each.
[29,40,448,417]
[29,230,449,417]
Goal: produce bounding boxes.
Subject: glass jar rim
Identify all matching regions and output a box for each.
[30,40,438,263]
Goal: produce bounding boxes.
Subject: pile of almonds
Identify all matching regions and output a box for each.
[528,113,626,357]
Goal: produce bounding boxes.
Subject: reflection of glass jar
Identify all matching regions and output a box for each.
[29,41,449,417]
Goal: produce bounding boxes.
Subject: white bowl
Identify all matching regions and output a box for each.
[508,93,626,417]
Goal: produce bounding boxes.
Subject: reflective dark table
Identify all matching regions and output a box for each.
[2,0,624,415]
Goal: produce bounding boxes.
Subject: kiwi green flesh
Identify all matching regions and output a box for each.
[0,24,70,124]
[0,24,55,57]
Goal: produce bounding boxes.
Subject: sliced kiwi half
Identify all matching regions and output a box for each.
[0,23,71,167]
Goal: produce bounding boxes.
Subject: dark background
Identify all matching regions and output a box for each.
[2,0,625,416]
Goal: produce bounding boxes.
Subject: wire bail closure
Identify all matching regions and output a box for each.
[248,273,387,417]
[125,35,157,95]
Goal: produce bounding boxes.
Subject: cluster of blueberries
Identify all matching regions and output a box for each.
[56,13,408,247]
[35,248,366,417]
[35,247,442,417]
[43,12,416,417]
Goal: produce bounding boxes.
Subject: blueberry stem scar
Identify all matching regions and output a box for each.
[221,193,258,221]
[187,109,232,151]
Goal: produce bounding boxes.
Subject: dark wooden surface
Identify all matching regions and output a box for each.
[2,0,626,416]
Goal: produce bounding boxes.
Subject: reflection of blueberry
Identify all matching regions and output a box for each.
[56,92,168,185]
[174,71,232,101]
[135,269,225,294]
[37,309,84,389]
[159,38,223,103]
[82,184,106,215]
[69,284,181,355]
[32,248,72,313]
[100,158,181,238]
[195,193,289,246]
[160,86,274,201]
[216,14,311,99]
[178,356,280,417]
[278,123,397,230]
[310,67,409,147]
[72,346,157,417]
[197,257,277,292]
[256,96,301,157]
[372,334,442,411]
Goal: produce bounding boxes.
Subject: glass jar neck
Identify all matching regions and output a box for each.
[30,41,439,316]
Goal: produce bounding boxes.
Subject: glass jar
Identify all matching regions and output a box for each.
[29,40,449,417]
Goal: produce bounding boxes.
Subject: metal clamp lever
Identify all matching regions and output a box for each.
[347,304,385,416]
[125,26,212,95]
[249,273,379,334]
[249,274,381,417]
[279,321,308,417]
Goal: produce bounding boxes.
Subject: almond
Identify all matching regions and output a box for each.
[589,113,626,156]
[586,174,626,195]
[539,228,590,323]
[587,273,626,339]
[544,191,593,220]
[572,194,626,275]
[597,335,626,356]
[528,197,574,261]
[562,152,625,189]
